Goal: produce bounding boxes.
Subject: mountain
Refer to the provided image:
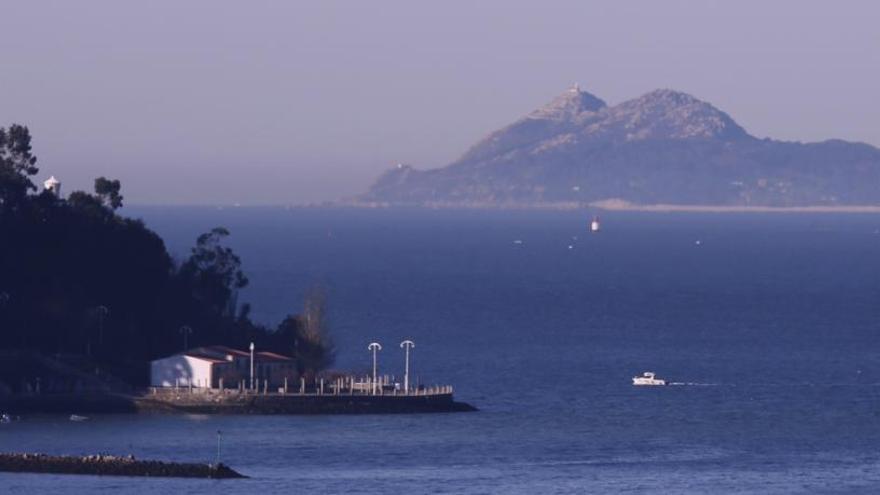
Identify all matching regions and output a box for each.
[360,86,880,207]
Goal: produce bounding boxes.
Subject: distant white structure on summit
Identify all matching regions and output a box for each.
[571,83,580,92]
[43,176,61,197]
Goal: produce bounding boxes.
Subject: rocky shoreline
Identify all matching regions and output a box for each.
[0,453,246,478]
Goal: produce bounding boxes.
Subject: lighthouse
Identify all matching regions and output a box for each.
[43,176,61,197]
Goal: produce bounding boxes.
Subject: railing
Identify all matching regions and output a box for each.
[147,376,453,398]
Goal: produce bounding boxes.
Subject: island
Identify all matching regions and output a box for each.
[357,85,880,210]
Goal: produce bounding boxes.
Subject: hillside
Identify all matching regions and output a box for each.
[361,86,880,207]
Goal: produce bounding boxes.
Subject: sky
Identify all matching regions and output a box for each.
[2,0,879,205]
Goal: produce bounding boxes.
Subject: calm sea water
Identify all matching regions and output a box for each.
[3,208,880,494]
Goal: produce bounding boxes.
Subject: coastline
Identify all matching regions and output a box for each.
[332,199,880,213]
[589,200,880,213]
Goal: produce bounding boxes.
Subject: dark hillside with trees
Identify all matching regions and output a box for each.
[0,124,333,386]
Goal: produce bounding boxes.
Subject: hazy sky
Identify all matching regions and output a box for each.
[2,1,879,204]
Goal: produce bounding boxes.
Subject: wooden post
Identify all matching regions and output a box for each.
[219,378,223,392]
[300,377,305,395]
[284,377,288,394]
[320,378,324,395]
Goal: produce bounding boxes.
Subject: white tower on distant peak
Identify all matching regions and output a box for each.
[44,176,61,197]
[571,83,581,93]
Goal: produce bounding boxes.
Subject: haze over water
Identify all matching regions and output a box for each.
[4,208,880,493]
[3,2,879,204]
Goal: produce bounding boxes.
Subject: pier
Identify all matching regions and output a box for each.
[139,375,475,414]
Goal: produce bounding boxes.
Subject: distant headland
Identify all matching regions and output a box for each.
[357,86,880,209]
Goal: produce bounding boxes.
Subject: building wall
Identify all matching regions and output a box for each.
[150,353,298,389]
[149,355,214,388]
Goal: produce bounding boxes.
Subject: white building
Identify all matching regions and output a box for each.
[150,345,296,389]
[43,176,61,197]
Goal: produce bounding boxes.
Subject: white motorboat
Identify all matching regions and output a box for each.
[590,216,601,232]
[632,371,666,386]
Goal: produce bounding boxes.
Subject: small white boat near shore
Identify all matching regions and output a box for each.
[632,371,666,386]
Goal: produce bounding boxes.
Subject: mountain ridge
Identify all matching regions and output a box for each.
[361,86,880,207]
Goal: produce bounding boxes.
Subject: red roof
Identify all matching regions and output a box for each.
[183,354,227,364]
[255,351,294,362]
[180,345,293,363]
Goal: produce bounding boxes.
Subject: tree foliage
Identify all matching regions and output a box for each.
[270,287,336,378]
[94,177,123,210]
[0,124,334,384]
[0,124,39,206]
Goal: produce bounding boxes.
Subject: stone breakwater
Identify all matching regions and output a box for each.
[0,453,246,478]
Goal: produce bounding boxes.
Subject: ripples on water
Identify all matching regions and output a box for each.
[3,209,880,494]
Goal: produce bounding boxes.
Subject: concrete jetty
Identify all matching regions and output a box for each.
[0,453,246,478]
[137,389,478,414]
[0,387,477,416]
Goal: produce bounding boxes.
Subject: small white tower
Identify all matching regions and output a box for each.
[43,176,61,197]
[590,215,601,233]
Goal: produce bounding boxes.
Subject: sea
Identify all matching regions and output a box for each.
[3,207,880,494]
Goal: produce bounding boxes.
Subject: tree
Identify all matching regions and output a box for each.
[94,177,123,210]
[0,125,39,207]
[285,287,336,377]
[0,123,338,386]
[67,190,113,221]
[179,227,249,317]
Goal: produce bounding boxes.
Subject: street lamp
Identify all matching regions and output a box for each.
[95,305,109,346]
[216,430,222,466]
[400,340,415,393]
[179,325,193,351]
[249,342,255,391]
[368,342,382,395]
[0,292,9,336]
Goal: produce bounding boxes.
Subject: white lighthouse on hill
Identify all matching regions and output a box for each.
[43,176,61,197]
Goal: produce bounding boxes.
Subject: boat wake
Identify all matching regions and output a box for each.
[668,382,719,386]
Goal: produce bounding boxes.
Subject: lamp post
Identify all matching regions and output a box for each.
[216,430,222,466]
[179,325,193,351]
[368,342,382,395]
[249,342,255,391]
[400,340,415,393]
[0,292,8,341]
[95,305,109,346]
